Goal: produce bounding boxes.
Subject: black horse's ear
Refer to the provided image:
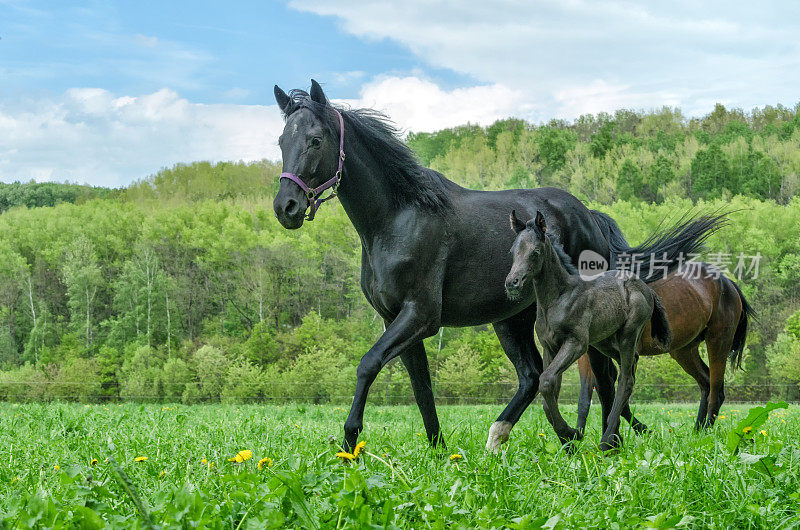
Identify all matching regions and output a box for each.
[510,210,526,233]
[274,85,291,113]
[535,210,547,234]
[310,79,328,105]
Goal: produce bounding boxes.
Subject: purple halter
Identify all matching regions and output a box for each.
[279,108,345,221]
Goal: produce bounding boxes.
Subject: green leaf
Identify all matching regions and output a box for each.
[726,402,788,454]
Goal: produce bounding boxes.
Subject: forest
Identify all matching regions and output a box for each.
[0,102,799,404]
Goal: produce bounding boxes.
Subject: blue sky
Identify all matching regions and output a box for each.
[1,1,799,186]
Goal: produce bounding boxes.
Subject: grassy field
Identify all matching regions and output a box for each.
[0,402,797,528]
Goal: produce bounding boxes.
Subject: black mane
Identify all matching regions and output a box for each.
[282,90,453,212]
[548,234,579,275]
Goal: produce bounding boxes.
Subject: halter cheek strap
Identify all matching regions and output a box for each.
[279,109,345,221]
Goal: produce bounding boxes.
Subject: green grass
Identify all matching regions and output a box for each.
[1,402,797,528]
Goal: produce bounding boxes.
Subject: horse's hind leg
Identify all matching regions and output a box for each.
[705,334,734,427]
[540,338,586,446]
[670,345,710,430]
[607,358,649,434]
[586,348,617,436]
[487,306,542,452]
[576,353,594,435]
[600,334,640,452]
[401,342,444,447]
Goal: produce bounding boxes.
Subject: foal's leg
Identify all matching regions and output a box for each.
[401,342,444,447]
[487,307,542,452]
[670,345,710,430]
[343,303,439,451]
[576,353,594,435]
[586,348,616,435]
[540,338,586,445]
[600,335,640,452]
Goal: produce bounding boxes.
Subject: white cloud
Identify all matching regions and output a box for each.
[289,0,800,120]
[342,76,526,132]
[1,78,523,186]
[0,88,283,186]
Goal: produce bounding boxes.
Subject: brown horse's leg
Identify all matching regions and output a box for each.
[576,353,594,435]
[705,336,732,427]
[669,345,710,430]
[704,283,740,427]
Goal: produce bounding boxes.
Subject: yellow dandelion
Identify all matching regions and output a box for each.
[760,430,767,436]
[54,465,60,471]
[718,415,725,420]
[159,470,166,478]
[12,476,19,484]
[90,458,98,466]
[134,456,148,462]
[227,450,253,463]
[336,451,355,461]
[449,454,462,461]
[538,433,546,437]
[258,457,273,470]
[353,441,366,458]
[743,426,752,434]
[201,458,207,464]
[416,432,422,436]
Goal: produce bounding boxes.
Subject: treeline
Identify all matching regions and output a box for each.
[408,103,800,204]
[0,181,117,213]
[1,102,799,403]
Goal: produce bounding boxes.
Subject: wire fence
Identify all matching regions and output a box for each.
[0,379,797,405]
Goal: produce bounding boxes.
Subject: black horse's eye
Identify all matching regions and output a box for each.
[309,137,322,148]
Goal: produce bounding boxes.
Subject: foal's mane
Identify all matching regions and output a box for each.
[545,232,579,275]
[282,90,453,212]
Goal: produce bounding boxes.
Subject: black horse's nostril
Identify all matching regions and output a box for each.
[512,277,520,287]
[285,199,299,217]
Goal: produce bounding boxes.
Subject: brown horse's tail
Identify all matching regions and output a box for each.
[650,292,673,350]
[729,279,755,370]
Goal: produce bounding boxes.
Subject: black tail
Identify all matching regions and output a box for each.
[591,210,728,283]
[650,292,673,349]
[729,279,755,370]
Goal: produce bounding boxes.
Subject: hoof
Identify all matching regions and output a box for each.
[599,433,623,452]
[632,422,650,435]
[558,427,583,444]
[485,421,513,453]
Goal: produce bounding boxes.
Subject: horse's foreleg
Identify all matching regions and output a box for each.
[343,303,438,451]
[576,353,594,435]
[401,342,444,447]
[487,308,542,452]
[540,339,586,446]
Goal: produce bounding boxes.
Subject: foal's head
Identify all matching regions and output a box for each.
[505,210,549,300]
[273,80,343,229]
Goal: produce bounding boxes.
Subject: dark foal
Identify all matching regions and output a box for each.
[272,80,721,453]
[505,211,672,451]
[575,263,754,432]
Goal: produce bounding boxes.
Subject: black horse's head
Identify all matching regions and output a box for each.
[505,209,548,300]
[273,80,341,229]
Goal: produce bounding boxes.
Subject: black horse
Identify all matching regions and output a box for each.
[272,80,722,452]
[505,210,672,450]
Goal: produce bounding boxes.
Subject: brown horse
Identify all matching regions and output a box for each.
[575,262,754,432]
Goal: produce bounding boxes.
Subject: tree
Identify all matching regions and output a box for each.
[62,236,103,349]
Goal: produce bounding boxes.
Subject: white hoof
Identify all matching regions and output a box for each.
[485,421,513,453]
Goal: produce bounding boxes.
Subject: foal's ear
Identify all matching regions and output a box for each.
[274,85,291,113]
[510,209,526,233]
[310,79,329,105]
[534,210,547,233]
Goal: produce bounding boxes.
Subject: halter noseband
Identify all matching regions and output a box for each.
[279,108,345,221]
